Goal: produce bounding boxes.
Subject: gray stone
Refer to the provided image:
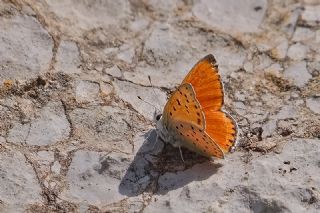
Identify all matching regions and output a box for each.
[243,61,254,73]
[113,79,167,120]
[193,0,267,34]
[213,46,247,77]
[147,0,180,15]
[36,151,55,164]
[252,54,274,72]
[287,43,308,60]
[26,101,70,145]
[61,150,130,205]
[284,61,312,87]
[281,6,302,37]
[46,0,131,33]
[246,139,320,213]
[264,63,283,75]
[275,105,297,120]
[143,23,186,67]
[55,40,82,74]
[306,97,320,114]
[70,106,133,153]
[145,139,320,213]
[129,18,150,32]
[0,13,53,82]
[75,80,100,103]
[292,27,315,42]
[117,44,135,64]
[145,153,247,212]
[0,136,5,143]
[51,161,61,174]
[233,101,247,116]
[301,5,320,26]
[0,150,42,210]
[7,122,30,144]
[316,30,320,43]
[103,65,122,78]
[270,40,288,60]
[262,120,277,138]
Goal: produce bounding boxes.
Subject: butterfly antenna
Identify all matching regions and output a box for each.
[152,134,158,149]
[148,75,158,98]
[137,96,160,112]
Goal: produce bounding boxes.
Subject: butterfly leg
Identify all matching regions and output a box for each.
[142,129,154,147]
[152,134,159,150]
[178,146,185,163]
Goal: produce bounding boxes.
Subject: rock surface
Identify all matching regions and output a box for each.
[0,0,319,212]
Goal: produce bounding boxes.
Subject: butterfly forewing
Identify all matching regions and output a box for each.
[182,54,223,111]
[205,110,237,153]
[182,54,237,153]
[162,83,205,130]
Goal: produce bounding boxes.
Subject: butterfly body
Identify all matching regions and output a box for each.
[155,54,237,159]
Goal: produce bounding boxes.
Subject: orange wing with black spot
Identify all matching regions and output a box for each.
[182,54,237,153]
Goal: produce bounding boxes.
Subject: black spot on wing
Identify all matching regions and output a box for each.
[197,118,201,125]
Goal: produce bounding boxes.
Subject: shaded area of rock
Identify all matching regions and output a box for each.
[145,139,320,212]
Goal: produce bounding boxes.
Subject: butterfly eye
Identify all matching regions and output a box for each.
[156,114,162,121]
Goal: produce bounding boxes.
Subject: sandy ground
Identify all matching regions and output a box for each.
[0,0,319,212]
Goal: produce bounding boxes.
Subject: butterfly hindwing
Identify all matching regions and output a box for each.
[169,120,224,158]
[162,83,224,158]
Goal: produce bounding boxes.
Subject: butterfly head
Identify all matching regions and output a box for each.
[153,109,163,130]
[153,110,171,143]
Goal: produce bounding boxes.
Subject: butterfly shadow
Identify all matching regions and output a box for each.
[119,129,223,196]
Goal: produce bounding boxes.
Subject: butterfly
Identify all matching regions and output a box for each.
[155,54,238,158]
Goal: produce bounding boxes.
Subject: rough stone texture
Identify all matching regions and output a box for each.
[144,139,320,213]
[55,40,82,74]
[0,6,53,82]
[0,0,319,212]
[301,5,320,26]
[306,97,320,114]
[193,0,267,34]
[284,61,312,87]
[61,150,130,206]
[287,43,308,60]
[0,150,43,211]
[75,80,100,103]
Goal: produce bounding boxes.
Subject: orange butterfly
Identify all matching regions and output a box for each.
[155,54,238,158]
